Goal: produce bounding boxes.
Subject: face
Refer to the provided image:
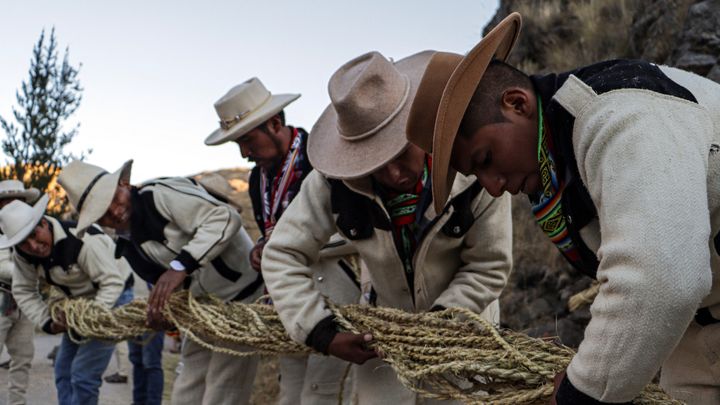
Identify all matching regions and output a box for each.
[0,197,20,209]
[97,181,133,231]
[371,143,427,193]
[234,116,285,170]
[451,88,541,197]
[18,218,53,258]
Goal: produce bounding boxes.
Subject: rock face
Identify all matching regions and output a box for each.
[668,0,720,81]
[488,0,720,348]
[629,0,696,63]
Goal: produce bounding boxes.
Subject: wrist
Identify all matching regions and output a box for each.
[169,260,186,272]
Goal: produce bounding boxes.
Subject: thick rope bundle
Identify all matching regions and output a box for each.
[568,282,600,312]
[51,291,682,404]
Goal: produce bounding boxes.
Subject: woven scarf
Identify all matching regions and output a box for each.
[382,157,432,283]
[260,128,306,238]
[530,99,582,264]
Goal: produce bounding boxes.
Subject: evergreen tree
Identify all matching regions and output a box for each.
[0,28,88,194]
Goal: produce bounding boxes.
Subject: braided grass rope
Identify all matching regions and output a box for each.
[568,282,600,312]
[51,291,682,404]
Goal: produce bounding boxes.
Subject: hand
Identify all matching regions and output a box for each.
[147,269,186,325]
[146,311,174,331]
[550,370,566,405]
[50,321,67,334]
[250,240,265,272]
[55,308,67,326]
[327,332,378,364]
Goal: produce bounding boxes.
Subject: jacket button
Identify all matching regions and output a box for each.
[452,226,461,234]
[349,229,358,237]
[311,383,318,391]
[317,276,324,283]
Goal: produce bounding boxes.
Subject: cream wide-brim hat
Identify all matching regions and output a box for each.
[309,51,435,180]
[57,160,133,235]
[407,12,522,212]
[0,179,40,203]
[0,194,49,249]
[204,77,300,146]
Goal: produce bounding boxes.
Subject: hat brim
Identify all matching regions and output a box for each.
[308,51,435,180]
[204,93,301,146]
[0,194,49,249]
[431,13,522,213]
[75,160,133,235]
[0,188,41,204]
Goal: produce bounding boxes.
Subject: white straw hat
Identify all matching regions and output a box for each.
[57,160,133,235]
[204,78,300,146]
[0,180,41,203]
[0,194,49,249]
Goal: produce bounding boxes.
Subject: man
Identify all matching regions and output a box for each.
[0,194,134,405]
[262,50,513,404]
[58,160,263,405]
[407,12,720,405]
[0,180,39,405]
[205,78,360,404]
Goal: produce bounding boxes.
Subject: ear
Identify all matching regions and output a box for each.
[267,114,283,133]
[500,87,534,119]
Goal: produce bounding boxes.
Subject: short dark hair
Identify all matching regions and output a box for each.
[458,60,532,138]
[256,110,286,134]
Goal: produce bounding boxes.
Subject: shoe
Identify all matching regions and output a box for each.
[0,360,9,369]
[47,345,58,360]
[47,345,59,366]
[103,372,128,383]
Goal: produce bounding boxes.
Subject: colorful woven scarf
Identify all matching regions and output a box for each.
[530,99,581,263]
[382,157,432,285]
[260,127,306,238]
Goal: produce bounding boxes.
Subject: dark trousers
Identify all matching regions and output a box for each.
[128,332,164,405]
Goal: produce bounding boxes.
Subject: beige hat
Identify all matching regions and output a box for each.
[309,50,435,180]
[407,12,522,212]
[0,194,49,249]
[204,78,300,146]
[0,180,41,203]
[196,173,243,213]
[57,160,133,235]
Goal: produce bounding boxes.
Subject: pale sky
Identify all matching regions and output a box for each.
[0,0,499,182]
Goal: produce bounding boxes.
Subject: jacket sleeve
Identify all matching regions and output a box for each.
[431,191,513,313]
[0,248,15,284]
[565,88,713,402]
[153,184,242,271]
[261,171,339,345]
[78,233,127,308]
[11,254,52,328]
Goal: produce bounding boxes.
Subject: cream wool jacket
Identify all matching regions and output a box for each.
[12,216,131,329]
[0,248,13,286]
[262,170,513,345]
[553,66,720,402]
[127,178,261,302]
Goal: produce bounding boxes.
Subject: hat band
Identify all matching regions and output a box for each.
[218,93,272,131]
[77,171,108,212]
[338,74,410,142]
[219,110,251,130]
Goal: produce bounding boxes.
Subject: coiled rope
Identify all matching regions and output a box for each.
[51,291,682,404]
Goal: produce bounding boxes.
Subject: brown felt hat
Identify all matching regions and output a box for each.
[406,12,522,211]
[308,50,435,179]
